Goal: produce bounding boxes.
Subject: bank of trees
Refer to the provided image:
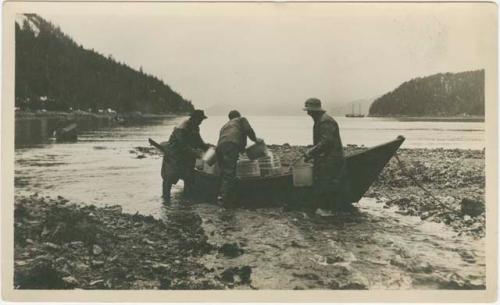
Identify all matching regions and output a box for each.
[369,70,484,116]
[15,14,194,114]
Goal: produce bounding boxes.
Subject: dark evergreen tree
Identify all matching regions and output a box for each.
[15,14,194,113]
[369,70,485,116]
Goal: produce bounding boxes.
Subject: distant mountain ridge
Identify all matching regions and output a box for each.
[15,14,194,114]
[206,103,304,116]
[369,70,485,117]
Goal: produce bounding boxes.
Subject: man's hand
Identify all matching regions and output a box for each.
[255,138,264,144]
[194,149,205,158]
[303,150,313,162]
[205,143,216,151]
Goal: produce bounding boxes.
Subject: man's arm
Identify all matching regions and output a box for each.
[241,117,258,142]
[174,129,201,158]
[305,121,336,160]
[193,127,210,150]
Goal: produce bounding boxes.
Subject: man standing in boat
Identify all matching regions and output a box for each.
[216,110,263,207]
[161,109,210,201]
[302,98,347,211]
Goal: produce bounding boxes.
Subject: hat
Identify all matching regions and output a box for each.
[303,98,325,112]
[228,110,241,120]
[190,109,207,120]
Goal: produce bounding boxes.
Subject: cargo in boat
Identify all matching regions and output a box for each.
[190,136,405,207]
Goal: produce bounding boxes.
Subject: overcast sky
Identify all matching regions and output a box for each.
[36,3,495,114]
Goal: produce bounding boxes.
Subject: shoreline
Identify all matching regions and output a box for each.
[367,115,485,122]
[117,144,487,240]
[14,144,486,290]
[16,111,485,122]
[15,110,185,120]
[14,111,186,146]
[270,144,485,238]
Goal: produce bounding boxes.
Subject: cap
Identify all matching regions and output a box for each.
[303,98,325,112]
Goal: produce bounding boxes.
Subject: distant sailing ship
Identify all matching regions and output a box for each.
[345,104,365,118]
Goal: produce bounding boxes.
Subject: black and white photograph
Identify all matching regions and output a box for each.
[2,1,497,302]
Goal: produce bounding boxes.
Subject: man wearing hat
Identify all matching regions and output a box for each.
[302,98,347,211]
[161,109,210,201]
[216,110,263,207]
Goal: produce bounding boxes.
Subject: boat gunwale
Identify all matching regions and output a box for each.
[195,136,405,180]
[194,168,292,181]
[344,135,405,158]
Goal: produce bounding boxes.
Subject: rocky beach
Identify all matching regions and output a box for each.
[14,144,486,290]
[269,144,486,239]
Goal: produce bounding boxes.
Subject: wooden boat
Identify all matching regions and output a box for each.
[54,123,78,142]
[190,136,405,207]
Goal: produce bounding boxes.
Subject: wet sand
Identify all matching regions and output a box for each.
[14,145,485,290]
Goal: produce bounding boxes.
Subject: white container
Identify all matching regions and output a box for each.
[203,162,219,175]
[202,147,217,166]
[292,163,313,187]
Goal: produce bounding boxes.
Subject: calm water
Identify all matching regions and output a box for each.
[15,116,484,214]
[200,116,485,149]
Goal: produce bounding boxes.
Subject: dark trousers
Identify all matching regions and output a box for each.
[162,179,172,199]
[162,174,195,199]
[313,157,346,210]
[161,156,195,200]
[216,142,240,204]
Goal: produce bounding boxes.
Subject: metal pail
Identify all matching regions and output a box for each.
[292,163,313,187]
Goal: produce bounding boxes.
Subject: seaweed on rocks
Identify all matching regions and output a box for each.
[14,195,223,289]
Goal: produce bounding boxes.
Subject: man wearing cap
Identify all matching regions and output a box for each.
[302,98,347,211]
[161,109,210,201]
[216,110,263,207]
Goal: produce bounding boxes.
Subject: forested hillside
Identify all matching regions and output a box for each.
[369,70,484,116]
[15,14,194,114]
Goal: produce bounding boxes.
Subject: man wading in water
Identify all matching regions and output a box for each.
[161,110,210,202]
[302,98,348,211]
[216,110,263,207]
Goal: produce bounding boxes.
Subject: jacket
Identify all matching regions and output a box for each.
[161,119,208,180]
[217,117,257,152]
[309,112,344,160]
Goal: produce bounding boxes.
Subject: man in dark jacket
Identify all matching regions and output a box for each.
[303,98,347,211]
[161,110,210,201]
[216,110,263,206]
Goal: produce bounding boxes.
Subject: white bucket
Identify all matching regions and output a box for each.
[203,161,219,175]
[202,147,217,166]
[292,163,313,187]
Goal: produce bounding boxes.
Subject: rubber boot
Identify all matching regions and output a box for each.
[162,180,172,203]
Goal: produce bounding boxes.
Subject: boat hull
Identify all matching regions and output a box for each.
[55,123,78,142]
[190,136,405,207]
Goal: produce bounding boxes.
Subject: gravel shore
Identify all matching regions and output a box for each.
[129,143,486,238]
[14,145,485,289]
[268,144,485,238]
[14,194,224,289]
